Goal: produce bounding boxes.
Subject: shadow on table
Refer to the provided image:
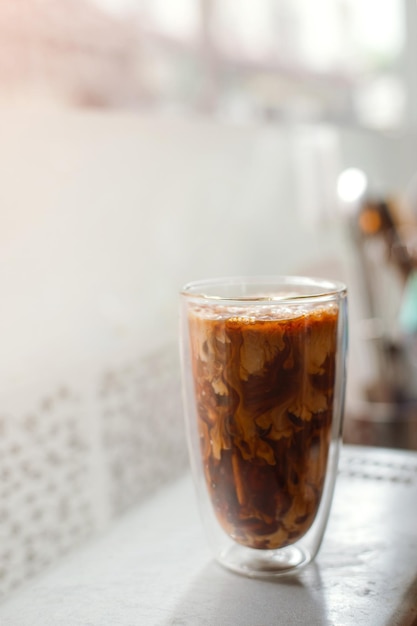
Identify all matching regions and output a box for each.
[164,560,329,626]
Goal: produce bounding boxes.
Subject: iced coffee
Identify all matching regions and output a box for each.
[188,303,338,550]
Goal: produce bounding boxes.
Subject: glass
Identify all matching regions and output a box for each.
[180,276,348,577]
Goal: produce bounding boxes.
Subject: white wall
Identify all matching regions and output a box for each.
[0,106,416,394]
[0,109,331,385]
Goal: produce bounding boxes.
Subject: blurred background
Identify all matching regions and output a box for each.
[0,0,417,600]
[1,0,416,395]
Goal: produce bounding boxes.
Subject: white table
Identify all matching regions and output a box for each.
[1,445,416,626]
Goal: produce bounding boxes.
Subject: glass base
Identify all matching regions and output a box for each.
[217,543,311,579]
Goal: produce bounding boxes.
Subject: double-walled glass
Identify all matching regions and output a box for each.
[180,276,348,577]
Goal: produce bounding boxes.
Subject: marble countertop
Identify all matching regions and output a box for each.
[0,444,416,626]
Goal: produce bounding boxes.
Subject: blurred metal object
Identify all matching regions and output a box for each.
[358,197,414,283]
[344,399,417,451]
[344,189,417,450]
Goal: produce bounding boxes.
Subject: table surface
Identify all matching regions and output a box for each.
[0,444,416,626]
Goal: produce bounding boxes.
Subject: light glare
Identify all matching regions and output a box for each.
[337,168,367,203]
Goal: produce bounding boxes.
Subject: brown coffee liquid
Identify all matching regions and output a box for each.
[188,304,338,550]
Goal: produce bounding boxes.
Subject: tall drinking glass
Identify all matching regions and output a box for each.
[180,276,348,577]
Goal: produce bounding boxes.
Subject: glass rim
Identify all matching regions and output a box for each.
[180,275,347,304]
